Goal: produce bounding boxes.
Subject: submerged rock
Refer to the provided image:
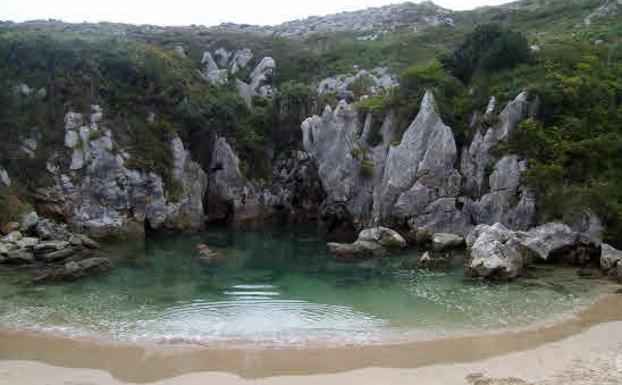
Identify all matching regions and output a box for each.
[416,251,452,269]
[33,257,114,283]
[195,243,223,264]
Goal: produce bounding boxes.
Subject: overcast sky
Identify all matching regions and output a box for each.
[1,0,514,26]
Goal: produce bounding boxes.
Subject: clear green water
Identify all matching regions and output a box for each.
[0,226,602,347]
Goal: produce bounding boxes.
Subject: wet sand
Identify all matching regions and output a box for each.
[0,292,621,384]
[1,318,622,384]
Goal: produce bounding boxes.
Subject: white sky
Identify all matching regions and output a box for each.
[1,0,514,26]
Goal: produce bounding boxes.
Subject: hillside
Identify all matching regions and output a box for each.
[0,0,622,244]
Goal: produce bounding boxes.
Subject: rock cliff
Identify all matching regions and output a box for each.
[35,106,207,239]
[302,89,540,237]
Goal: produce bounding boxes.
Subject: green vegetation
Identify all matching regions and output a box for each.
[442,24,530,83]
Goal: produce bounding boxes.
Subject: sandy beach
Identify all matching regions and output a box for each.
[0,292,621,385]
[1,319,622,385]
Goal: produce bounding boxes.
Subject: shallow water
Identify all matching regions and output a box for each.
[0,225,604,347]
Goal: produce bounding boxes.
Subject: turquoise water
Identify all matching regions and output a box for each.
[0,226,602,347]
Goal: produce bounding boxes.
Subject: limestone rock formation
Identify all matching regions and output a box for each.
[375,90,464,233]
[229,48,253,74]
[201,51,228,85]
[205,137,323,224]
[467,222,602,281]
[37,107,207,239]
[317,67,398,101]
[467,223,526,280]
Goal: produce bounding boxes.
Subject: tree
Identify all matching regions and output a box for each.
[448,24,530,83]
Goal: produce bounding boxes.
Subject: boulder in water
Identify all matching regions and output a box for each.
[328,226,405,261]
[432,233,465,251]
[33,257,114,283]
[467,223,525,281]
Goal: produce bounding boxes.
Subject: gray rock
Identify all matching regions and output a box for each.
[33,257,113,283]
[521,223,600,264]
[0,167,10,186]
[374,91,461,225]
[317,67,398,100]
[358,226,406,248]
[468,223,525,280]
[68,234,83,246]
[328,226,405,261]
[328,240,387,261]
[39,109,207,239]
[34,241,69,254]
[416,251,452,269]
[229,48,253,74]
[249,57,276,99]
[37,247,75,262]
[432,233,465,251]
[77,234,100,249]
[174,45,186,57]
[3,231,22,244]
[20,211,39,232]
[601,243,622,271]
[15,237,38,249]
[201,51,228,85]
[214,47,231,67]
[4,250,34,264]
[461,91,535,198]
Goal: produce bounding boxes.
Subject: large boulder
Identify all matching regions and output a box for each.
[358,226,407,248]
[432,233,465,251]
[4,250,34,265]
[328,240,388,261]
[601,243,622,282]
[20,211,39,233]
[328,226,405,261]
[468,223,525,280]
[520,223,600,264]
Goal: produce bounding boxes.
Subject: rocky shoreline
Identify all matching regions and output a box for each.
[0,212,114,283]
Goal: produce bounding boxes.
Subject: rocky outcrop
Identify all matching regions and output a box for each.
[468,223,525,280]
[328,226,406,261]
[467,222,602,281]
[461,92,539,231]
[302,89,542,238]
[601,243,622,282]
[375,91,464,233]
[317,67,397,101]
[206,137,323,224]
[36,107,207,239]
[228,2,455,38]
[201,51,228,85]
[229,48,253,75]
[32,257,113,283]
